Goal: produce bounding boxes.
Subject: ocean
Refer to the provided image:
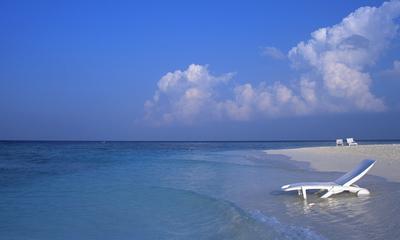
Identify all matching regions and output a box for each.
[0,141,399,240]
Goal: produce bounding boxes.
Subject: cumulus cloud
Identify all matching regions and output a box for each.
[144,64,235,124]
[261,46,286,60]
[144,1,400,124]
[289,0,400,111]
[145,64,318,124]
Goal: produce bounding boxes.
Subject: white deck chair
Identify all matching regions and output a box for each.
[281,159,376,199]
[346,138,358,146]
[336,139,344,146]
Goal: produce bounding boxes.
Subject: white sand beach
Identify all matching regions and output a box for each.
[266,144,400,183]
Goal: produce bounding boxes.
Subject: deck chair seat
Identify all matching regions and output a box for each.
[346,138,358,146]
[281,159,376,199]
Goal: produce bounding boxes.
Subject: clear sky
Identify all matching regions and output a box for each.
[1,0,400,140]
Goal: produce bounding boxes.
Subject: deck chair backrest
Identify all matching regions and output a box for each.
[346,138,355,144]
[334,159,376,186]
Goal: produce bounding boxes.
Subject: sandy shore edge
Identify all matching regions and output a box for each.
[266,144,400,183]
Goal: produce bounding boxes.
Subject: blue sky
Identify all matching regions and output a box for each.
[1,0,400,140]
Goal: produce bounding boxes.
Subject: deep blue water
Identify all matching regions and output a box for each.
[0,141,399,240]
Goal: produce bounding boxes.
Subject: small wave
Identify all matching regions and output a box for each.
[249,210,327,240]
[152,186,327,240]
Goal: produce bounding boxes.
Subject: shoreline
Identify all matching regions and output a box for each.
[265,144,400,183]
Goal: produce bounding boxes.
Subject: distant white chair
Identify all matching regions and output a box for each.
[346,138,358,146]
[336,139,344,146]
[281,159,376,199]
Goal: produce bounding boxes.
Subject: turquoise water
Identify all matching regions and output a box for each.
[0,141,399,239]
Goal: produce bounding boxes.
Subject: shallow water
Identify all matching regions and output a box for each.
[0,141,399,239]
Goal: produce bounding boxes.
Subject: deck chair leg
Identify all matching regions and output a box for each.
[301,187,307,200]
[320,190,334,199]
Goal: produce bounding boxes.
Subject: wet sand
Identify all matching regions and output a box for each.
[266,144,400,183]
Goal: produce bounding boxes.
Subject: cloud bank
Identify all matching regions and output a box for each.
[145,1,400,125]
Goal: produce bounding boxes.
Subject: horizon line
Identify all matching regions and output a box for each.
[1,139,400,143]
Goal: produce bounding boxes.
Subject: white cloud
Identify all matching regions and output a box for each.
[261,46,286,60]
[144,64,235,125]
[145,64,315,124]
[382,60,400,77]
[144,1,400,124]
[288,0,400,111]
